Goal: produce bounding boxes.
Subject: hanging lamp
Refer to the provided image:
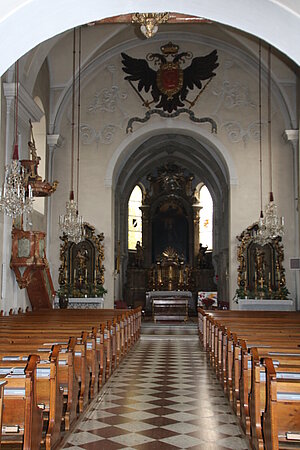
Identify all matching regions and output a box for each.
[254,40,269,245]
[0,61,33,218]
[59,28,83,243]
[255,44,284,245]
[261,45,284,240]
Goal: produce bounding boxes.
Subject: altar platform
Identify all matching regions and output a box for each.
[146,291,192,321]
[146,291,192,311]
[54,297,104,309]
[237,298,294,311]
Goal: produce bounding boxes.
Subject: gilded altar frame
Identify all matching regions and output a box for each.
[236,223,288,299]
[58,223,105,298]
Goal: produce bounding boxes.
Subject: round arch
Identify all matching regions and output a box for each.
[111,124,234,304]
[105,120,238,190]
[0,1,299,77]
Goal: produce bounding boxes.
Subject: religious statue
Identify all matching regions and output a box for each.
[255,247,266,288]
[197,243,208,268]
[135,241,144,268]
[75,248,89,283]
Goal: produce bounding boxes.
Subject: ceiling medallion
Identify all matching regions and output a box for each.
[131,12,169,38]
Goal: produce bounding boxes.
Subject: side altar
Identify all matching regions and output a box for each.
[57,223,106,307]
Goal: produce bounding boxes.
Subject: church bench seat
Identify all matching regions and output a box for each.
[0,307,142,447]
[0,332,90,415]
[239,344,300,436]
[0,339,79,432]
[249,351,300,450]
[230,333,300,416]
[224,331,300,404]
[198,310,300,450]
[262,357,300,450]
[0,355,43,450]
[0,345,63,450]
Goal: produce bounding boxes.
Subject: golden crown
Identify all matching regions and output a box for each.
[160,42,179,55]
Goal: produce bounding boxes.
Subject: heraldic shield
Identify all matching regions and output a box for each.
[157,62,183,99]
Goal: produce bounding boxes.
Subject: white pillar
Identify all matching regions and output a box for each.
[283,129,299,310]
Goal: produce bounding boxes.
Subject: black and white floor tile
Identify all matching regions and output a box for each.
[62,334,249,449]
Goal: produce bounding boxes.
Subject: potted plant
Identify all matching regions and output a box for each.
[56,284,70,309]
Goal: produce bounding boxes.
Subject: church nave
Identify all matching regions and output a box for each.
[62,334,249,450]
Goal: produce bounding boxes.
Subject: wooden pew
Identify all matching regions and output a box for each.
[197,309,300,450]
[248,350,300,450]
[231,333,300,415]
[0,346,63,450]
[0,380,6,449]
[262,357,300,450]
[0,307,142,448]
[239,344,300,436]
[0,355,43,450]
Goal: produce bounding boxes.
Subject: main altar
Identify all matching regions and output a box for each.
[125,163,216,313]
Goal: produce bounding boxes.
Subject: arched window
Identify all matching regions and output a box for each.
[32,96,46,215]
[128,185,142,250]
[199,185,213,250]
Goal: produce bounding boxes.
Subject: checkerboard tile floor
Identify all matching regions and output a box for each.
[62,339,250,449]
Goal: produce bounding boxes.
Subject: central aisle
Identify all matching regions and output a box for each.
[62,334,249,449]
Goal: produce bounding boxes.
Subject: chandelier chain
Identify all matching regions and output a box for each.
[59,27,83,244]
[268,44,273,196]
[258,39,263,217]
[76,26,82,208]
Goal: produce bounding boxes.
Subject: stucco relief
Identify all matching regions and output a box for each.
[221,121,265,145]
[82,65,128,145]
[211,59,259,145]
[213,80,255,111]
[80,123,117,145]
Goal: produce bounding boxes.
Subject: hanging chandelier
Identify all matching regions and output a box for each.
[0,159,33,218]
[59,191,82,244]
[59,28,83,244]
[254,44,284,245]
[0,61,34,218]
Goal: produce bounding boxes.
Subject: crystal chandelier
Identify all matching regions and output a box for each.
[59,28,83,243]
[0,61,34,218]
[0,158,33,218]
[254,44,284,245]
[59,191,82,244]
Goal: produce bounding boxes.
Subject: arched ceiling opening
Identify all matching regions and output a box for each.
[115,132,230,259]
[0,0,299,78]
[115,134,229,206]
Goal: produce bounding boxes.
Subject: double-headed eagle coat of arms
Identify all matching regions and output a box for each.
[121,42,219,132]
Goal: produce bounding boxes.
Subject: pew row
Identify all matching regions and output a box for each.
[0,307,142,449]
[198,308,300,450]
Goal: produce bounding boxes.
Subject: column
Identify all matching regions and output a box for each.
[283,129,299,310]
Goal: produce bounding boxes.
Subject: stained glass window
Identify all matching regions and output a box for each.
[128,185,142,250]
[199,185,213,250]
